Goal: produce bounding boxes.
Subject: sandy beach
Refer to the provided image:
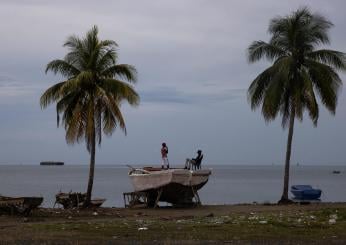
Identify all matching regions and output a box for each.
[1,203,346,244]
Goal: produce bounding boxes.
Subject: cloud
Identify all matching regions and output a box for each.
[0,73,44,104]
[139,86,246,105]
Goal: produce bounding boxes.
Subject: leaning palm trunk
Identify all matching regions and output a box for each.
[279,109,295,204]
[85,126,96,207]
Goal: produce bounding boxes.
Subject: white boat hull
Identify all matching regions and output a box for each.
[129,168,211,192]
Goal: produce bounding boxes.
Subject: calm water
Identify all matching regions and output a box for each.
[0,165,345,207]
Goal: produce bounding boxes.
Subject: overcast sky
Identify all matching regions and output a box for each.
[0,0,345,166]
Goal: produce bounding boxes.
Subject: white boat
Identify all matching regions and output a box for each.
[127,167,211,207]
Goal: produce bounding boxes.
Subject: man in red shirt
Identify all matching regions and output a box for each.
[161,143,169,169]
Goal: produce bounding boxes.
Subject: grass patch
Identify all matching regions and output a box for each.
[30,209,346,242]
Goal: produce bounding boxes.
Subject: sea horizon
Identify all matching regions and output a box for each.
[1,164,345,208]
[0,162,345,166]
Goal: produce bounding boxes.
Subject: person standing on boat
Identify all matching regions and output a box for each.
[161,142,170,169]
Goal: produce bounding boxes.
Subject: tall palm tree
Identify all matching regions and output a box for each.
[247,7,345,203]
[40,26,140,207]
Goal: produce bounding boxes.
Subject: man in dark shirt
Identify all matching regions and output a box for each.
[185,150,203,170]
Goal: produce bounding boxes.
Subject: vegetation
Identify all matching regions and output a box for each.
[247,7,346,203]
[40,26,139,206]
[6,207,346,243]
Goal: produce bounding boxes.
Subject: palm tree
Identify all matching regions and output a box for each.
[40,26,140,207]
[247,7,345,203]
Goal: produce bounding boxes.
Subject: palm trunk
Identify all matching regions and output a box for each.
[279,108,295,204]
[85,126,96,207]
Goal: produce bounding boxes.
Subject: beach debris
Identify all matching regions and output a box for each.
[205,213,214,217]
[329,214,338,219]
[259,220,268,224]
[328,214,337,225]
[55,192,106,209]
[329,219,336,225]
[92,212,98,216]
[248,216,258,220]
[68,216,72,219]
[160,216,171,221]
[138,227,148,231]
[239,215,245,220]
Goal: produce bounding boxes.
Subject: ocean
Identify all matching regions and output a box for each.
[0,164,345,207]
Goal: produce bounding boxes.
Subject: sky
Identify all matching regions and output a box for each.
[0,0,345,166]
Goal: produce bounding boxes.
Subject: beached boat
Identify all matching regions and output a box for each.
[0,196,43,215]
[54,192,106,209]
[291,185,322,200]
[126,167,211,207]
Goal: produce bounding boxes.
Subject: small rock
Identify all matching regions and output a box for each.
[205,213,214,217]
[93,212,98,216]
[259,220,267,224]
[68,216,72,219]
[138,227,148,231]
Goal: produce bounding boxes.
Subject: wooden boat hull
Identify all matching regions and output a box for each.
[55,192,106,209]
[0,196,43,215]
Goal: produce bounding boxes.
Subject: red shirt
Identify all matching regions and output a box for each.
[161,146,168,158]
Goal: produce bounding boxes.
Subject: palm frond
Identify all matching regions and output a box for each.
[40,81,66,108]
[301,69,319,126]
[306,60,342,113]
[248,41,287,63]
[307,50,346,70]
[248,57,292,111]
[45,60,80,77]
[101,64,137,83]
[100,78,140,106]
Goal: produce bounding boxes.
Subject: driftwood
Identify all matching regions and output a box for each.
[54,192,106,209]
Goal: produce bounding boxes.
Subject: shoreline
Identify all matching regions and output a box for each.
[1,202,346,243]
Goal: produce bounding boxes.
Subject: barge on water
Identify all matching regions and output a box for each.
[40,161,64,166]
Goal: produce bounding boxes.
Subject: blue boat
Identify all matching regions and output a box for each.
[291,185,322,200]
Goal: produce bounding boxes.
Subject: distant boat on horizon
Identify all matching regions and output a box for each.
[40,161,64,166]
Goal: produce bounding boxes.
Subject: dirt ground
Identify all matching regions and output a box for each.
[1,203,346,244]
